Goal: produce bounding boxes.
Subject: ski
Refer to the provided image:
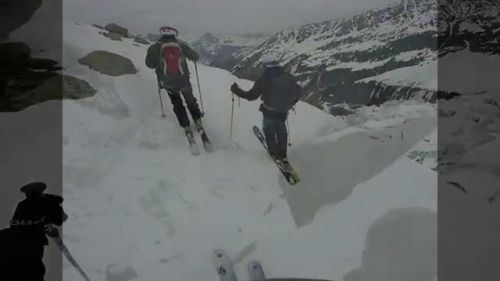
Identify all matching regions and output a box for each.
[201,133,212,151]
[185,128,200,155]
[196,126,213,152]
[252,126,300,185]
[51,236,91,281]
[212,249,238,281]
[247,260,266,280]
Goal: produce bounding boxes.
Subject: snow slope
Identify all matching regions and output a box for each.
[61,23,436,281]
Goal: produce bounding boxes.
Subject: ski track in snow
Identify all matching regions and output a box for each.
[54,24,437,281]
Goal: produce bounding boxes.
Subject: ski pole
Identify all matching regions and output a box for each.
[157,77,166,119]
[230,93,235,138]
[286,119,291,146]
[194,61,205,116]
[51,233,91,281]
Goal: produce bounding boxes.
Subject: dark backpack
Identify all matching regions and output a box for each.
[159,42,185,76]
[262,71,302,114]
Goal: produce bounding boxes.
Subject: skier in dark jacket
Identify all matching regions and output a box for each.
[145,26,204,139]
[0,182,67,281]
[230,52,303,168]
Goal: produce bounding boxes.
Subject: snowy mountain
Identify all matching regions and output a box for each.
[56,23,437,281]
[438,0,500,57]
[218,0,438,115]
[437,2,500,280]
[191,32,269,67]
[437,0,500,175]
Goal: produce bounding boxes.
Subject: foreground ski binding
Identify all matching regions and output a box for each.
[252,126,301,185]
[212,249,238,281]
[196,125,213,152]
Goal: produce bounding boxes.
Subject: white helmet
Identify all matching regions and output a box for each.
[159,26,179,37]
[260,51,282,68]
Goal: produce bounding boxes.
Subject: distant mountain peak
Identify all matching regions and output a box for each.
[190,33,270,66]
[199,32,219,44]
[216,0,439,114]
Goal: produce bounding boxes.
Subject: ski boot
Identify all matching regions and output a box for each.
[194,119,204,133]
[185,126,195,139]
[275,157,293,173]
[184,126,200,155]
[194,119,212,151]
[280,158,293,173]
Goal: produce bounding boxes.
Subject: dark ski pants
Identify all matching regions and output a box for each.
[262,114,288,160]
[166,86,202,128]
[0,247,46,281]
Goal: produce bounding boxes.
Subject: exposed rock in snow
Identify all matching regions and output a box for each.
[106,264,138,281]
[102,32,123,41]
[104,23,129,38]
[0,42,95,112]
[78,50,137,76]
[133,36,149,45]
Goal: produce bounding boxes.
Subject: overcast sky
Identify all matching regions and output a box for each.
[65,0,398,37]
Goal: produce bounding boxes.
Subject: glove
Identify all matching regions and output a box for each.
[230,83,240,94]
[62,211,69,222]
[45,224,60,238]
[191,52,200,62]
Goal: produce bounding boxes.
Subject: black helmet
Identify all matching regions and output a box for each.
[20,182,47,195]
[260,51,283,68]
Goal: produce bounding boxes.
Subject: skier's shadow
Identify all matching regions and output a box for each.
[280,117,435,228]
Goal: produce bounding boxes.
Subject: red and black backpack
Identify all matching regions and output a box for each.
[159,42,185,76]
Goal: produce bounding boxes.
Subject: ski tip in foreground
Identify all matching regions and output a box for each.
[213,249,225,258]
[212,249,230,264]
[212,249,238,281]
[280,164,300,185]
[247,260,266,280]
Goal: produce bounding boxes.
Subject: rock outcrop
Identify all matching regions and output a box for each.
[1,42,96,112]
[78,50,137,76]
[104,23,129,38]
